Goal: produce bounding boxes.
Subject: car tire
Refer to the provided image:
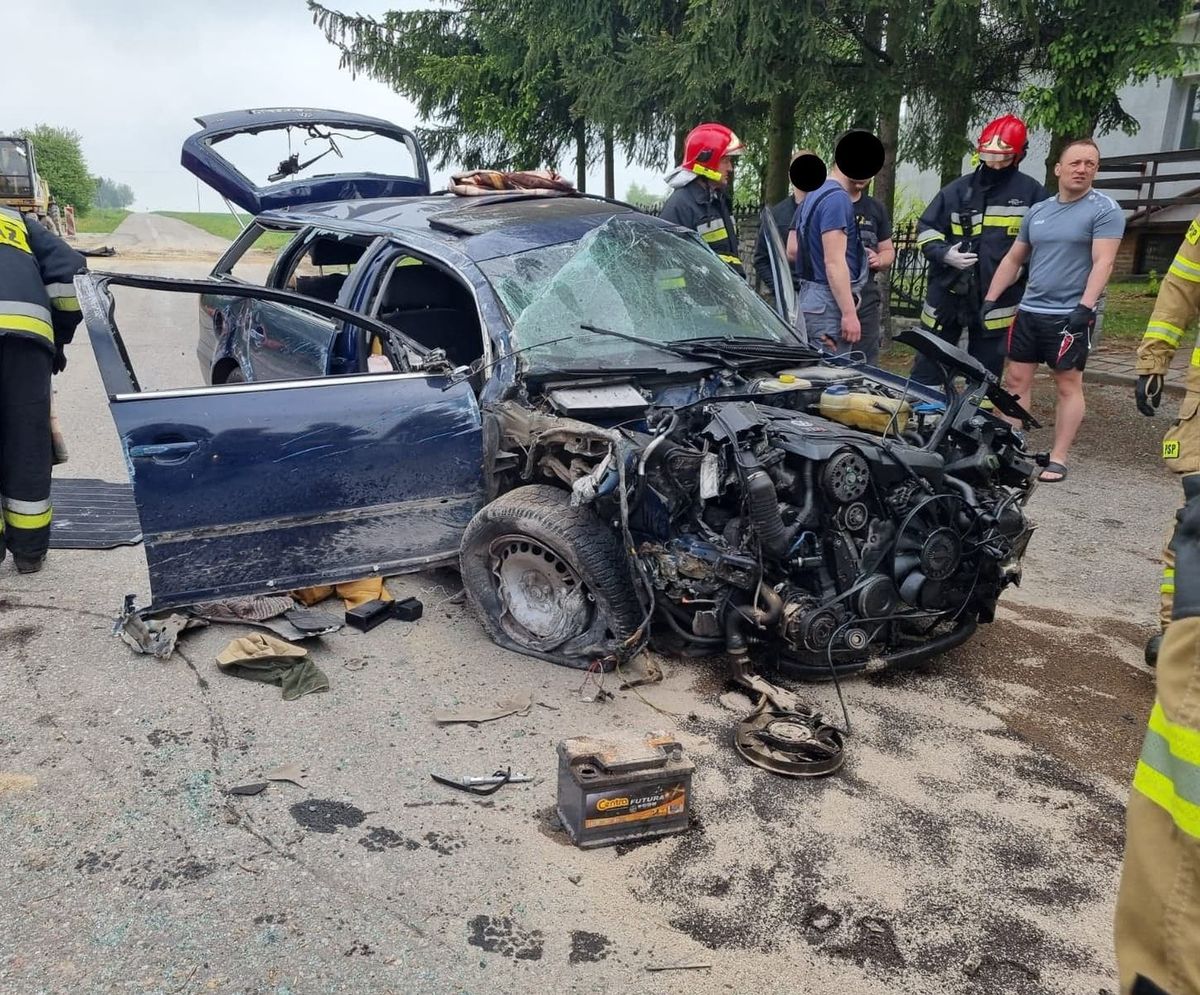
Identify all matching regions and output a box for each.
[459,485,644,670]
[223,366,246,384]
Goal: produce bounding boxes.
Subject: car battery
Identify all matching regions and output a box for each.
[556,733,694,849]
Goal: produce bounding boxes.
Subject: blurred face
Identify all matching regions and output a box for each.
[716,154,737,186]
[978,134,1017,169]
[1055,143,1099,194]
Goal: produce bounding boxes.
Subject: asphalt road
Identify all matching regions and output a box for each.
[0,249,1178,994]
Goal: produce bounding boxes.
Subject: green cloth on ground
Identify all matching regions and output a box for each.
[215,633,330,700]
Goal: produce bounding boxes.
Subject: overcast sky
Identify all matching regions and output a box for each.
[6,0,662,212]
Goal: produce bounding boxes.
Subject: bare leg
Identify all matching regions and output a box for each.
[1002,360,1037,428]
[1044,368,1085,477]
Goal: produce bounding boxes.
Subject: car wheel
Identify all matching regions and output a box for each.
[459,485,644,670]
[224,366,246,384]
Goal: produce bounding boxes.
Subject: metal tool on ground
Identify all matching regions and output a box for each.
[556,734,694,848]
[431,768,531,796]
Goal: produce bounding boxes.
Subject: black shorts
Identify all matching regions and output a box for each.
[1007,309,1091,372]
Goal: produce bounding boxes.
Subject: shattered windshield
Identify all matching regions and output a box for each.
[479,217,800,369]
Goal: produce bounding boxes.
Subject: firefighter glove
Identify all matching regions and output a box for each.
[943,242,978,271]
[1066,303,1095,335]
[1169,474,1200,620]
[52,344,67,375]
[1136,374,1164,417]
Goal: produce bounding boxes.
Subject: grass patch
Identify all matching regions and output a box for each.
[73,208,129,233]
[153,211,293,250]
[1099,279,1161,341]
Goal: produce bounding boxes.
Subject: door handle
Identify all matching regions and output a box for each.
[248,325,266,344]
[128,441,200,462]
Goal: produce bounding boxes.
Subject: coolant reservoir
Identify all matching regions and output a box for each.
[751,373,813,394]
[819,384,911,435]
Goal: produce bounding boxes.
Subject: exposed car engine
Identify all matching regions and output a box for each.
[483,329,1039,680]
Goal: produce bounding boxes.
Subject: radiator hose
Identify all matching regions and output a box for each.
[745,469,792,558]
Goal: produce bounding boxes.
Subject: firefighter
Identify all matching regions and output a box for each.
[0,204,85,573]
[1114,476,1200,995]
[910,114,1049,384]
[660,123,745,275]
[1134,211,1200,667]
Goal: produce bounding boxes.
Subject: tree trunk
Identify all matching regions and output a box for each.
[574,119,587,193]
[673,123,686,169]
[852,7,886,130]
[938,97,972,190]
[874,89,902,222]
[603,125,615,199]
[1043,131,1071,193]
[764,91,797,205]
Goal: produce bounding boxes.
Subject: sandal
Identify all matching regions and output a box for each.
[1039,461,1068,483]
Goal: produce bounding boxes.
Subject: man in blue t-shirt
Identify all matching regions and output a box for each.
[984,138,1125,482]
[786,159,872,354]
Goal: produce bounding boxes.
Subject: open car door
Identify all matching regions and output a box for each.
[759,207,797,328]
[77,272,483,609]
[181,108,431,214]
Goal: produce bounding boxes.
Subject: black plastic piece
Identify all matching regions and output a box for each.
[393,596,423,621]
[345,599,395,631]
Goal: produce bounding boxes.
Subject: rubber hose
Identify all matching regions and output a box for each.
[745,469,791,557]
[659,604,726,647]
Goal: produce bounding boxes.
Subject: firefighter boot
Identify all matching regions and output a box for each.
[15,554,45,574]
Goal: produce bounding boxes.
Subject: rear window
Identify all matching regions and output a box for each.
[216,223,301,284]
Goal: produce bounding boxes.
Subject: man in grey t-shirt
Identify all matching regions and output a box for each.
[984,138,1125,482]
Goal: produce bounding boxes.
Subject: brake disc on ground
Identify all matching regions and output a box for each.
[733,707,845,777]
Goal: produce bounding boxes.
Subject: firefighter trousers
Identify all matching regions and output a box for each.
[0,335,53,562]
[911,297,1007,385]
[1115,612,1200,994]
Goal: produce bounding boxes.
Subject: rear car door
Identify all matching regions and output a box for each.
[79,272,485,609]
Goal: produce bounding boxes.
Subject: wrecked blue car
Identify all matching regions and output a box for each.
[76,109,1039,679]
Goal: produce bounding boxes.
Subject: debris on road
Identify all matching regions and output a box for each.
[191,596,342,641]
[215,633,329,700]
[295,577,391,611]
[264,764,308,787]
[644,962,714,973]
[432,691,535,724]
[430,768,532,796]
[556,734,694,849]
[226,781,268,796]
[116,599,206,659]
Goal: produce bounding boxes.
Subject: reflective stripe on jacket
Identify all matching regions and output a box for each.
[659,181,744,275]
[915,166,1049,327]
[0,206,86,353]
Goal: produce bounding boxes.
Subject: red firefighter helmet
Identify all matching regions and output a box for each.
[977,114,1028,164]
[682,123,745,181]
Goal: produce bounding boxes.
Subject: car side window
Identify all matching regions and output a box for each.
[215,223,301,285]
[278,232,373,306]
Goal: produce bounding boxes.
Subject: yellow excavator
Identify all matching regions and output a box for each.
[0,136,49,216]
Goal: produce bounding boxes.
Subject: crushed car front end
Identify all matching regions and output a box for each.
[465,216,1039,677]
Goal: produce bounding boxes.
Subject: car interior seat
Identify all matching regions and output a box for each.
[377,264,483,368]
[292,238,367,303]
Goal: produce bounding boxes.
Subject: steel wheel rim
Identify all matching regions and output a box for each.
[488,534,593,651]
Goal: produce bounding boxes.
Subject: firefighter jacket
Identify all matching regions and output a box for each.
[915,165,1048,334]
[0,206,85,355]
[659,180,744,275]
[1136,214,1200,476]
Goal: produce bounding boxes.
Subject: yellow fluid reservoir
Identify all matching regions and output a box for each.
[819,387,911,434]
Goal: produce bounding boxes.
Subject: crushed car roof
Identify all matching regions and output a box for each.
[257,193,654,261]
